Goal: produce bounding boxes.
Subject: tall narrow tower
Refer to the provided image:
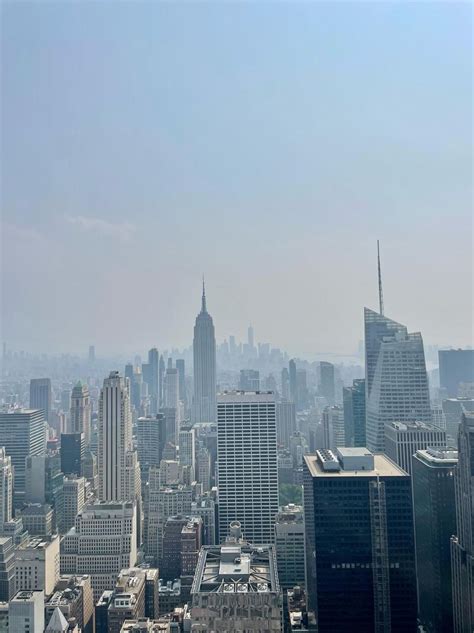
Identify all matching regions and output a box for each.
[70,381,91,446]
[98,371,133,501]
[192,280,216,424]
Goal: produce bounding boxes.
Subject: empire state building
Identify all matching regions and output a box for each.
[192,281,217,423]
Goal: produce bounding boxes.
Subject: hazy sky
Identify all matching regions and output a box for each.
[2,2,472,357]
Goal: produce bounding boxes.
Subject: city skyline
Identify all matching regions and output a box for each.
[2,2,472,356]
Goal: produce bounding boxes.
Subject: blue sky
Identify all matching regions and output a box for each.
[2,2,472,356]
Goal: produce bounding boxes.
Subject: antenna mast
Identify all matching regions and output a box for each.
[377,240,384,316]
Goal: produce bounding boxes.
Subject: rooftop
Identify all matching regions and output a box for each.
[386,420,445,432]
[304,452,406,478]
[415,448,458,466]
[191,543,279,595]
[217,391,275,403]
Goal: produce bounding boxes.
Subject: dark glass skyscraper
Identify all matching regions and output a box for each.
[192,282,216,424]
[304,447,417,633]
[412,447,457,633]
[451,410,474,632]
[29,378,52,423]
[343,378,366,447]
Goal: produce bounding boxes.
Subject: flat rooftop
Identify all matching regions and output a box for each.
[217,391,275,403]
[304,453,407,478]
[386,420,444,432]
[191,543,279,595]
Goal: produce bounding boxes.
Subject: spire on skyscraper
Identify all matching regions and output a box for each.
[201,276,207,313]
[377,239,384,316]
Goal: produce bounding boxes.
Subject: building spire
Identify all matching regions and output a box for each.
[377,240,384,316]
[201,276,207,313]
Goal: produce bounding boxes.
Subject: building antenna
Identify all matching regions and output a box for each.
[377,240,384,316]
[201,275,207,313]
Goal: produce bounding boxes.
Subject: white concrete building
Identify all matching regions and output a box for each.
[60,501,137,601]
[15,535,60,596]
[9,590,44,633]
[217,391,279,544]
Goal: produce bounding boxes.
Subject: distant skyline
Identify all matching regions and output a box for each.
[2,2,472,356]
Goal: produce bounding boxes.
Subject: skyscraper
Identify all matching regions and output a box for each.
[412,448,458,633]
[289,360,297,404]
[451,410,474,632]
[217,391,278,544]
[319,362,335,405]
[0,448,13,529]
[70,381,91,446]
[239,369,260,391]
[384,421,446,475]
[98,371,137,502]
[276,400,296,448]
[192,281,216,424]
[366,323,431,453]
[175,359,187,409]
[439,349,474,398]
[343,378,366,447]
[322,405,345,449]
[29,378,52,423]
[0,409,46,507]
[304,448,417,632]
[136,415,166,485]
[60,432,85,477]
[143,348,160,415]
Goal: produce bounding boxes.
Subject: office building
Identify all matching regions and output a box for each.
[20,503,54,536]
[276,401,296,448]
[281,367,290,401]
[25,453,63,529]
[107,568,147,633]
[60,432,85,476]
[45,575,94,633]
[304,448,417,632]
[15,534,60,596]
[175,359,187,410]
[179,424,195,480]
[0,409,46,507]
[384,420,446,474]
[451,411,474,632]
[343,378,366,447]
[144,569,160,619]
[322,406,345,449]
[319,362,335,405]
[190,540,282,632]
[296,369,308,410]
[275,504,305,589]
[164,367,180,436]
[192,281,217,424]
[137,415,166,485]
[181,516,202,577]
[0,603,7,632]
[196,445,211,492]
[239,370,260,391]
[61,475,86,534]
[366,327,431,453]
[143,348,160,415]
[9,590,44,633]
[60,501,137,600]
[364,308,407,402]
[442,397,474,443]
[0,448,13,529]
[412,448,458,633]
[70,381,91,446]
[191,495,216,545]
[98,371,140,507]
[0,537,15,601]
[289,360,297,404]
[439,349,474,398]
[217,391,278,544]
[29,378,52,422]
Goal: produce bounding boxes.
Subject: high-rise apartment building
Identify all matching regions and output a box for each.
[192,282,217,424]
[70,382,91,446]
[451,411,474,632]
[29,378,52,422]
[304,448,417,633]
[412,448,458,633]
[0,409,46,507]
[366,327,431,453]
[384,420,446,474]
[60,501,137,601]
[439,349,474,398]
[342,378,366,447]
[319,362,335,405]
[217,391,278,544]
